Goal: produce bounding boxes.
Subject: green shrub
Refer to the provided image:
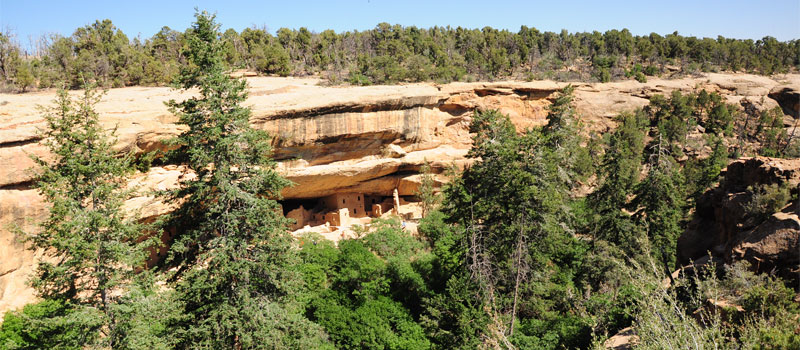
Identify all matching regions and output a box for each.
[598,68,611,83]
[347,71,371,85]
[0,300,101,350]
[313,296,431,350]
[744,182,792,221]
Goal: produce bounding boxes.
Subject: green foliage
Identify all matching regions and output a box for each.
[594,56,616,82]
[347,70,372,85]
[18,83,155,348]
[757,107,789,157]
[627,258,795,349]
[405,54,432,82]
[744,182,792,222]
[643,65,659,76]
[30,85,145,301]
[597,68,611,83]
[630,263,730,350]
[625,65,649,82]
[299,222,434,349]
[683,261,800,349]
[589,112,646,252]
[0,31,22,86]
[593,55,616,69]
[435,103,597,348]
[573,133,601,180]
[14,61,33,92]
[633,136,686,271]
[421,275,490,349]
[254,43,291,76]
[361,218,427,259]
[0,300,100,350]
[707,101,734,135]
[418,211,462,286]
[364,55,406,84]
[3,19,798,89]
[417,161,441,218]
[162,11,330,349]
[683,135,728,200]
[106,282,184,350]
[313,296,431,350]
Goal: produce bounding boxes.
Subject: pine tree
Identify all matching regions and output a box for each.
[543,85,578,158]
[542,85,595,187]
[589,112,645,253]
[27,84,153,348]
[163,11,331,349]
[633,132,686,272]
[439,109,589,347]
[684,135,728,201]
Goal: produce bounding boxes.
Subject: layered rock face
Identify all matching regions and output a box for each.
[1,73,797,316]
[678,157,800,281]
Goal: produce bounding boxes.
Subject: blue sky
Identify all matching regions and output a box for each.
[1,0,798,50]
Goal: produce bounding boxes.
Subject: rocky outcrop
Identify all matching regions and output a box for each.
[768,84,800,118]
[678,157,800,281]
[1,73,797,317]
[604,327,638,349]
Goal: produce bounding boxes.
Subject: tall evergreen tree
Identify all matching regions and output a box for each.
[633,132,686,272]
[439,108,590,348]
[589,112,646,253]
[163,11,331,349]
[683,135,728,201]
[542,85,578,160]
[26,84,153,348]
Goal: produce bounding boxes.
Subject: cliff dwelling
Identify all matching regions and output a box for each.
[280,191,408,231]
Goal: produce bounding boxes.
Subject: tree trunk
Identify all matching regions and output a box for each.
[509,221,525,337]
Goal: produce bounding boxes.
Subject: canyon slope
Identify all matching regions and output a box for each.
[1,73,798,316]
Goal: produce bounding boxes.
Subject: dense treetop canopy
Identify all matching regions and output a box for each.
[1,18,797,91]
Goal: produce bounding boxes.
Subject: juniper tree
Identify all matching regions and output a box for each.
[163,11,331,349]
[26,84,153,348]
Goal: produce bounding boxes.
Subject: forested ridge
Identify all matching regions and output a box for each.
[1,15,798,91]
[1,11,799,350]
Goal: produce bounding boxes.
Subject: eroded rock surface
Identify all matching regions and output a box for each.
[768,83,800,118]
[678,157,800,281]
[1,73,797,316]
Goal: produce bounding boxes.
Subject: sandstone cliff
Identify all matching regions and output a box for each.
[1,73,797,316]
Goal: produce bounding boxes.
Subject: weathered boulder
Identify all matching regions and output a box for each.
[678,157,800,281]
[728,211,800,276]
[603,327,638,349]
